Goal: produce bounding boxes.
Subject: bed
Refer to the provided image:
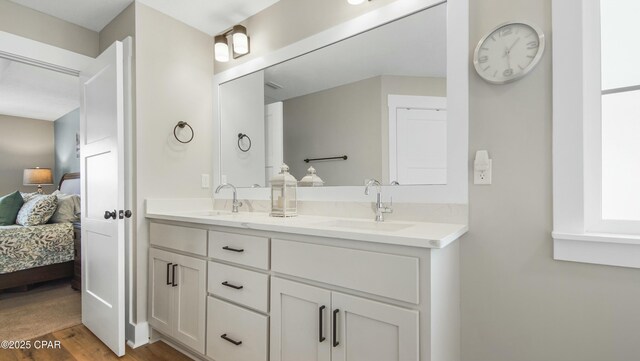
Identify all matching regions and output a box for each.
[0,172,80,290]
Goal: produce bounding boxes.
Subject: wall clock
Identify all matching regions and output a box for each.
[473,21,545,84]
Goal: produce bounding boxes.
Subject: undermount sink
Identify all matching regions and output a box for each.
[186,210,269,217]
[185,210,232,217]
[318,219,413,232]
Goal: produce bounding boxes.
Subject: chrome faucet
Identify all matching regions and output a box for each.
[215,183,243,213]
[364,179,392,222]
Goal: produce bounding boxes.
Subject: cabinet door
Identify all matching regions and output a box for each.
[271,277,331,361]
[173,253,207,354]
[331,292,419,361]
[148,248,174,336]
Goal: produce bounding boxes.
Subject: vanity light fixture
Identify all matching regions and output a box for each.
[347,0,370,5]
[214,35,229,62]
[232,25,249,55]
[214,25,251,62]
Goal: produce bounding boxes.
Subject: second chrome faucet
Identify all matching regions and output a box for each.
[215,183,243,213]
[364,179,392,222]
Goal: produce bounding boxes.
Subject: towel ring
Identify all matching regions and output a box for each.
[238,133,251,152]
[174,121,194,144]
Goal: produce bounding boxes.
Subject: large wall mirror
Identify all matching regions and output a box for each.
[219,4,447,188]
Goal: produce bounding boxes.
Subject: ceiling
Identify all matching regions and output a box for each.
[2,0,280,122]
[0,58,79,121]
[9,0,280,35]
[263,4,447,102]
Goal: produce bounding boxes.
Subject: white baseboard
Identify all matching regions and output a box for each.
[126,321,150,349]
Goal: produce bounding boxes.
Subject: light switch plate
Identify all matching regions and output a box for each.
[201,174,210,188]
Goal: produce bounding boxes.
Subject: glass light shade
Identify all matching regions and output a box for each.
[270,164,298,217]
[232,25,249,55]
[348,0,366,4]
[23,168,53,185]
[214,35,229,62]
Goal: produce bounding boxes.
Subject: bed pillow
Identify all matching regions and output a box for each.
[16,194,58,226]
[20,191,39,203]
[0,191,24,226]
[49,190,81,223]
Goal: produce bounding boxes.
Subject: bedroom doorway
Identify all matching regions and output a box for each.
[0,48,83,339]
[0,32,133,357]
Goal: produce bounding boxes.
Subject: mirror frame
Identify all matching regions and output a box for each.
[213,0,468,204]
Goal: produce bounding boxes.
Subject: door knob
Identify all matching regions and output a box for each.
[124,210,132,218]
[118,210,133,219]
[104,210,116,220]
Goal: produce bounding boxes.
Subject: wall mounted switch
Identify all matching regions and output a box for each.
[201,174,210,189]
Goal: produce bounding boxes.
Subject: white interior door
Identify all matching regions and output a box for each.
[395,108,447,185]
[265,101,284,183]
[80,40,127,357]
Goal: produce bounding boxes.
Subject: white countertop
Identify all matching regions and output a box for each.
[145,209,468,249]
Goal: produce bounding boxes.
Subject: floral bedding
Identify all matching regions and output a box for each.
[0,223,74,274]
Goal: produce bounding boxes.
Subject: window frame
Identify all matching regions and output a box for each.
[552,0,640,268]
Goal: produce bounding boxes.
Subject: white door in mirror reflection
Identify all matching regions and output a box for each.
[395,108,447,185]
[265,102,284,184]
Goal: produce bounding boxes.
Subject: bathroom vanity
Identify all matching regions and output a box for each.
[146,204,466,361]
[145,1,469,359]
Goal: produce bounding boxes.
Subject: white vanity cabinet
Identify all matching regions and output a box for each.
[146,217,461,361]
[271,277,419,361]
[148,224,207,354]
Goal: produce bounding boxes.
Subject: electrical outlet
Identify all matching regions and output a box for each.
[201,174,210,189]
[474,160,492,185]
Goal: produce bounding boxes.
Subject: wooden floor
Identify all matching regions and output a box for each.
[0,324,191,361]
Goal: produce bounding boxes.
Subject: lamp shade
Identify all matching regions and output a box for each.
[214,35,229,62]
[23,168,53,185]
[232,25,249,55]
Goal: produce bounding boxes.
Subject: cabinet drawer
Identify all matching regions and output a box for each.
[209,231,269,270]
[150,223,207,256]
[208,262,269,313]
[272,239,419,304]
[207,296,268,361]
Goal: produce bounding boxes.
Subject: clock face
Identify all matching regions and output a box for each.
[474,22,545,84]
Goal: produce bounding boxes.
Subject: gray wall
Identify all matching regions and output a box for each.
[134,2,214,326]
[53,108,80,184]
[462,0,640,360]
[0,115,55,195]
[284,76,382,186]
[99,2,135,53]
[0,0,99,57]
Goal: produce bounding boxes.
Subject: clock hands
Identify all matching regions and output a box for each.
[507,37,520,52]
[501,37,520,76]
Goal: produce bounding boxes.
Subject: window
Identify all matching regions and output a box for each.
[552,0,640,268]
[599,0,640,222]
